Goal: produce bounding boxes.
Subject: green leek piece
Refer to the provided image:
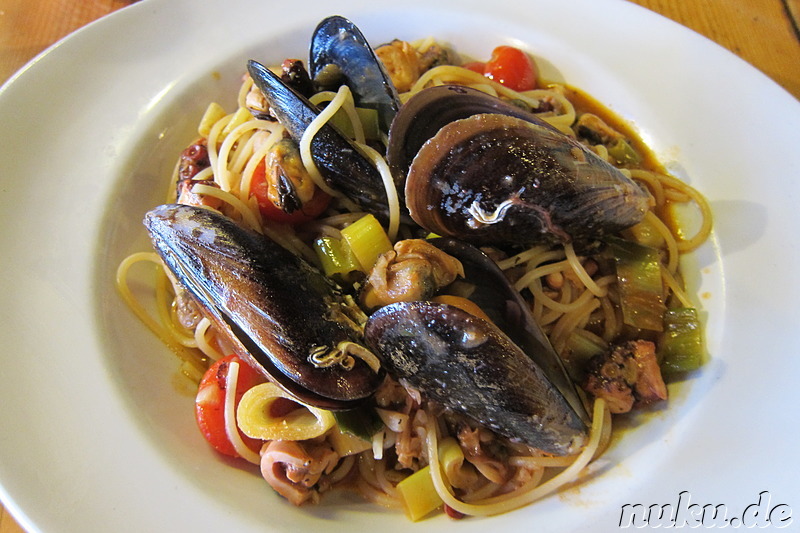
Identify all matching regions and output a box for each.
[659,307,704,374]
[397,465,443,521]
[340,214,393,272]
[437,436,466,487]
[607,236,666,331]
[607,138,642,165]
[328,425,372,456]
[565,332,607,380]
[313,235,361,281]
[625,217,665,249]
[332,406,384,441]
[328,106,380,141]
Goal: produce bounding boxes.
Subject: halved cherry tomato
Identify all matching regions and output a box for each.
[481,46,538,92]
[250,158,331,224]
[461,61,486,75]
[195,354,265,457]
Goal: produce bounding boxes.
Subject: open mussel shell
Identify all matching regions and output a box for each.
[387,85,550,182]
[309,15,401,133]
[365,301,587,455]
[247,60,390,217]
[391,86,650,246]
[144,204,382,410]
[429,237,590,427]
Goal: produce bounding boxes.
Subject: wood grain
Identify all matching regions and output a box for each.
[629,0,800,99]
[1,1,799,531]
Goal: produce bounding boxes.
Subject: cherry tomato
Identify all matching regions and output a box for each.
[461,61,486,75]
[195,354,265,457]
[250,158,331,224]
[482,46,538,92]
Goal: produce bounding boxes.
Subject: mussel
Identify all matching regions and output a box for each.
[144,204,383,410]
[247,60,391,218]
[387,85,651,246]
[309,15,401,133]
[364,239,589,455]
[246,16,404,220]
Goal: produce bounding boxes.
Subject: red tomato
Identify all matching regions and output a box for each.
[250,158,331,224]
[195,354,265,457]
[482,46,538,92]
[461,61,486,74]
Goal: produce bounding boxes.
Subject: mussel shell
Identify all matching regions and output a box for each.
[144,204,382,410]
[364,301,587,455]
[387,85,552,183]
[429,238,590,426]
[309,15,401,133]
[404,112,649,246]
[247,60,390,218]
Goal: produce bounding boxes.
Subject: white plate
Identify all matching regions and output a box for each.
[1,0,799,531]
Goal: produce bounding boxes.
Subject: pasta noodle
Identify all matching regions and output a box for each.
[117,31,712,522]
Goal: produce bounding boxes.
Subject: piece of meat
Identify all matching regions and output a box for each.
[260,440,339,505]
[582,340,668,414]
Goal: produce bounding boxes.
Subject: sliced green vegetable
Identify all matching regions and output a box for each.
[659,307,704,374]
[332,406,384,441]
[328,106,380,141]
[397,465,443,521]
[607,236,666,331]
[624,217,665,249]
[607,138,642,166]
[340,214,393,272]
[328,425,372,456]
[565,331,607,380]
[313,235,361,282]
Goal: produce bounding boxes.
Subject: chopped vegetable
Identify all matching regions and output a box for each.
[328,105,380,141]
[565,331,607,380]
[607,236,666,331]
[195,354,264,457]
[397,465,443,521]
[313,235,362,282]
[221,106,253,136]
[328,425,372,456]
[659,308,704,374]
[198,102,226,137]
[624,217,666,249]
[437,436,468,487]
[340,214,393,272]
[607,138,642,166]
[332,406,384,441]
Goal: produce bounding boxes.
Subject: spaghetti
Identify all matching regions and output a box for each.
[117,32,712,521]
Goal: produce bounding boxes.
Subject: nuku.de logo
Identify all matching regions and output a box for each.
[618,490,793,528]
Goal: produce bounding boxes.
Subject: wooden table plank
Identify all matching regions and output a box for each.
[0,506,25,533]
[0,0,138,83]
[629,0,800,99]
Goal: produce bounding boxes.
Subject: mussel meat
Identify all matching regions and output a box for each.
[364,239,589,455]
[144,204,383,410]
[388,85,650,246]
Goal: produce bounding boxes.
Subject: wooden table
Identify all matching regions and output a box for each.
[0,1,799,531]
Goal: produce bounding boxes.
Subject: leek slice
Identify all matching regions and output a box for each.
[397,466,443,521]
[340,214,392,272]
[659,307,704,374]
[607,236,666,331]
[332,406,384,441]
[313,235,361,282]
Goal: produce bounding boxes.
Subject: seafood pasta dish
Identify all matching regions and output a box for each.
[117,16,712,521]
